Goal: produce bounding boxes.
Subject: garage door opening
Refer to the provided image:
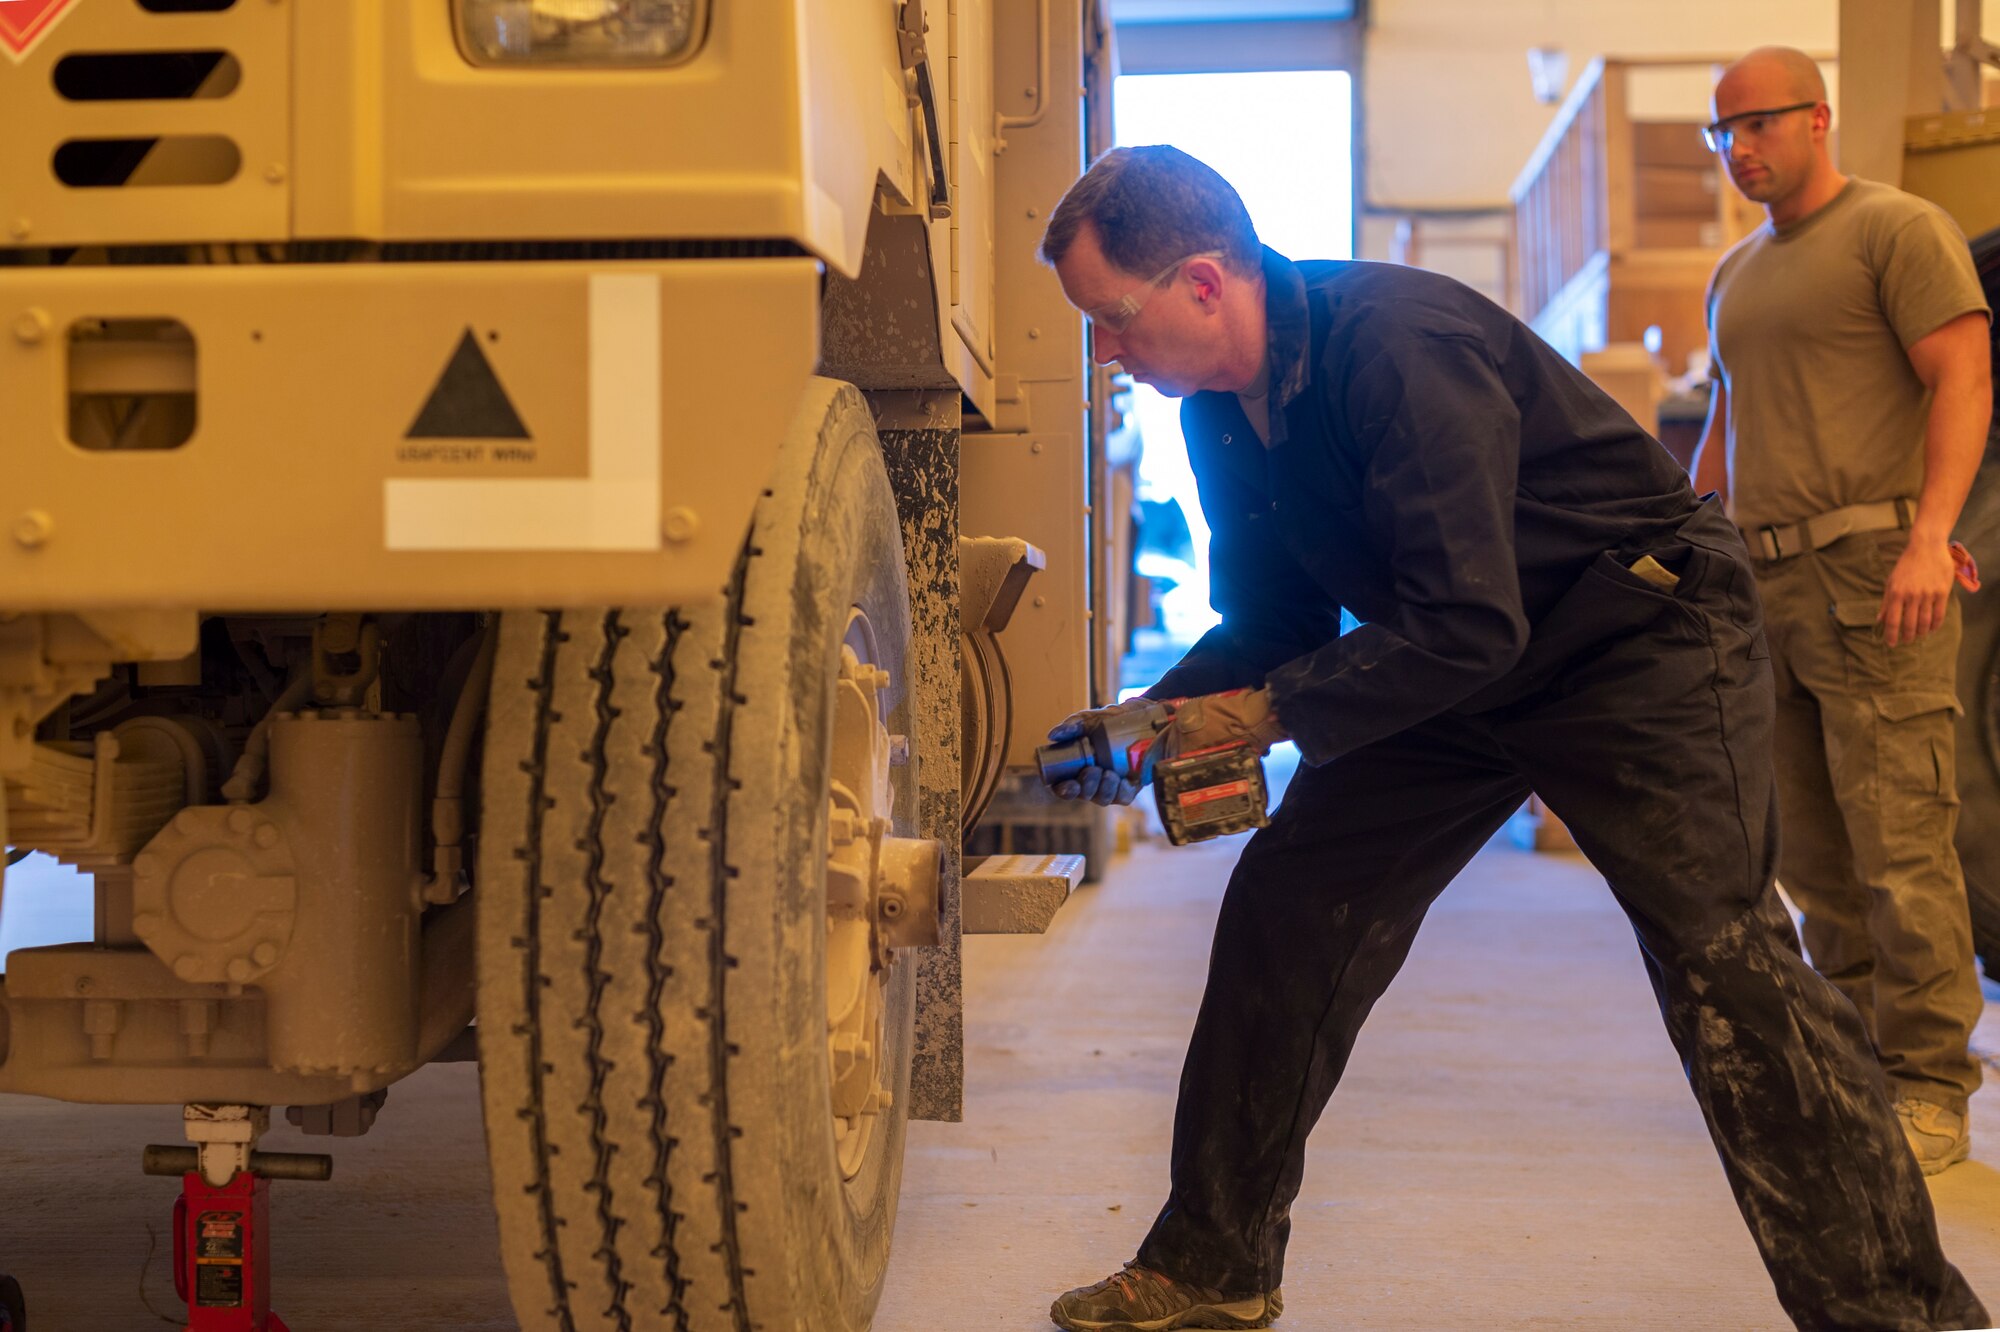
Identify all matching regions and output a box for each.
[1113,69,1354,714]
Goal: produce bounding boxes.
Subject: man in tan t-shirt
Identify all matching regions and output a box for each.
[1697,46,1993,1174]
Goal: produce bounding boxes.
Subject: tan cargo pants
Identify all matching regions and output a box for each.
[1755,528,1983,1114]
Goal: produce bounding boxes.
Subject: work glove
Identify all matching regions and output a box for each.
[1045,697,1160,807]
[1155,687,1287,763]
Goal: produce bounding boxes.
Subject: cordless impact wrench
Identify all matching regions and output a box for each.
[1035,698,1271,846]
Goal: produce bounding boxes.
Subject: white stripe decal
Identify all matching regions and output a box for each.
[385,273,662,551]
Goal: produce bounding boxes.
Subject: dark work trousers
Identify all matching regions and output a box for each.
[1135,526,1989,1331]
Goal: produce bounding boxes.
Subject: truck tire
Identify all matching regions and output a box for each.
[477,379,919,1332]
[1957,456,2000,978]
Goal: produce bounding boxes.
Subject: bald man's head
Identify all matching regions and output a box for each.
[1717,46,1828,113]
[1710,46,1837,215]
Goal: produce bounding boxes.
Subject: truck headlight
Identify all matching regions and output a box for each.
[456,0,707,67]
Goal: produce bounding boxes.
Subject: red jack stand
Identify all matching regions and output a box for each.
[145,1106,331,1332]
[171,1170,287,1332]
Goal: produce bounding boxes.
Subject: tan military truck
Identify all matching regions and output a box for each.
[0,2,1125,1328]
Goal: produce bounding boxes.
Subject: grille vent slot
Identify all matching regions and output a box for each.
[54,51,241,101]
[54,136,241,188]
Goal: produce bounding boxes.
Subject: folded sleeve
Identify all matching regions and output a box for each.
[1263,333,1530,764]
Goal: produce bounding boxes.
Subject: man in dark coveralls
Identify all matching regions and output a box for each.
[1039,145,1988,1332]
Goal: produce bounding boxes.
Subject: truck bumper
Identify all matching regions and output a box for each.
[0,257,820,611]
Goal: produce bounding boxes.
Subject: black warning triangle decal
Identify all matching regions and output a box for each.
[406,329,531,439]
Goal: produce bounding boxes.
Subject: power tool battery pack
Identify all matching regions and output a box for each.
[1155,746,1271,846]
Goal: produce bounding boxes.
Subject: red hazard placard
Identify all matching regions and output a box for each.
[0,0,79,61]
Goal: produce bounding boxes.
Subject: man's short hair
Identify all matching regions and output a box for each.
[1039,145,1262,277]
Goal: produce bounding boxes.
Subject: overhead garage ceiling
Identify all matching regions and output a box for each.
[1110,1,1355,19]
[1109,0,1359,73]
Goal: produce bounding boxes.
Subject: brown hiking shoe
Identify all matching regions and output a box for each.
[1049,1261,1283,1331]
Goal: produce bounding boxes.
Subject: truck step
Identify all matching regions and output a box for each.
[961,853,1085,934]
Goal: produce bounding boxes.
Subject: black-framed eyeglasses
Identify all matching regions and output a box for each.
[1702,102,1818,153]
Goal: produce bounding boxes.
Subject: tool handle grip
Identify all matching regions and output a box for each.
[142,1145,334,1182]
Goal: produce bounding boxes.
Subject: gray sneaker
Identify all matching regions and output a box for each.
[1895,1098,1971,1176]
[1050,1261,1282,1331]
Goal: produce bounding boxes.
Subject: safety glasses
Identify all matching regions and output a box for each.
[1702,101,1818,153]
[1083,251,1225,334]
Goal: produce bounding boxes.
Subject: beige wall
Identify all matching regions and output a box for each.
[1355,212,1510,301]
[1364,0,1840,212]
[1364,0,1999,216]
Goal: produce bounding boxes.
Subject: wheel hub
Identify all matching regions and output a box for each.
[825,616,942,1179]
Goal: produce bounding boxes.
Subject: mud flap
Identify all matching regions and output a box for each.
[875,390,966,1122]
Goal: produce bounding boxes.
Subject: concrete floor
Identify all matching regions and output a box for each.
[5,829,2000,1329]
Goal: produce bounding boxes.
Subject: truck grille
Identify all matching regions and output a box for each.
[0,0,288,249]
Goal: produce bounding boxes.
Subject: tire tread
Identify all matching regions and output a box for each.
[480,380,913,1332]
